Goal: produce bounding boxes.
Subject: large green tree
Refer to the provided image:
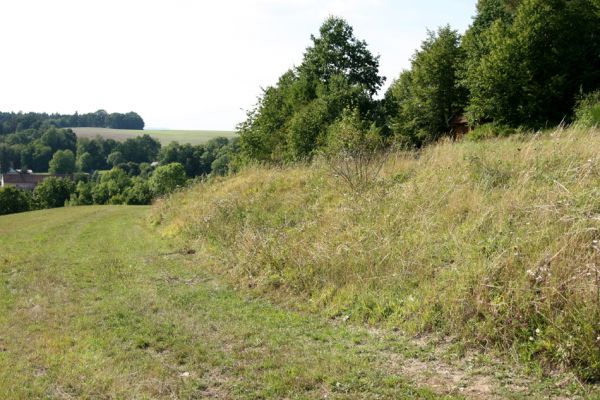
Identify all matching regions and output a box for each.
[464,0,600,126]
[49,149,76,174]
[238,17,385,162]
[386,26,467,146]
[149,162,187,196]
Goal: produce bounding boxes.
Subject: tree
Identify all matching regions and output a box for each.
[69,181,94,205]
[118,134,161,163]
[123,177,153,205]
[33,177,75,209]
[387,26,467,146]
[91,168,131,204]
[107,151,125,167]
[299,16,385,96]
[76,152,93,172]
[40,127,77,153]
[238,17,385,162]
[49,150,76,174]
[20,142,53,172]
[464,0,600,126]
[0,186,31,215]
[149,162,187,196]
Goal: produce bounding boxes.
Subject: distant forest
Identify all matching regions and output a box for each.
[0,109,144,134]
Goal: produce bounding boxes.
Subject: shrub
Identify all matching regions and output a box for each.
[0,186,32,215]
[574,90,600,127]
[149,162,187,197]
[324,109,388,191]
[33,177,75,209]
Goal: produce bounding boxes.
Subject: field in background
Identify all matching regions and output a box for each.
[72,127,236,145]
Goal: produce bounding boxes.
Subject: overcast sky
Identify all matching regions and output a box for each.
[0,0,476,130]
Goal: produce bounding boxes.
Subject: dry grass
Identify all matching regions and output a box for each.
[153,126,600,381]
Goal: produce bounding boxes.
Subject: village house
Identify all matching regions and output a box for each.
[0,170,71,191]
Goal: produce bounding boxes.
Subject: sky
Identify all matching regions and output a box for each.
[0,0,477,130]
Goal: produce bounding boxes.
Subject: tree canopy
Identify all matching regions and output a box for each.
[238,17,385,162]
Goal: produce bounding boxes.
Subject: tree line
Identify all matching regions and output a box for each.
[237,0,600,159]
[0,109,144,134]
[0,123,238,214]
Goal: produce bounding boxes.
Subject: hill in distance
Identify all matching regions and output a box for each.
[72,127,237,145]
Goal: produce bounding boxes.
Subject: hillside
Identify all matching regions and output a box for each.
[72,127,236,145]
[153,126,600,382]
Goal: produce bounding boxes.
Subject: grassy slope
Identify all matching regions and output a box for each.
[72,127,236,145]
[0,206,455,399]
[153,127,600,382]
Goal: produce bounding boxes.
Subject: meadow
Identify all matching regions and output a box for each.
[1,206,593,398]
[154,126,600,384]
[72,127,237,145]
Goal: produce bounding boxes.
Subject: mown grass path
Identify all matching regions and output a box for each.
[0,206,452,399]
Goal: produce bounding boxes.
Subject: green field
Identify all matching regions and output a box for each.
[1,209,594,397]
[72,127,237,145]
[0,206,449,399]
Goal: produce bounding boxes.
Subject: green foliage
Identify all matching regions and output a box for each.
[158,137,235,177]
[69,181,94,206]
[91,168,131,204]
[48,149,76,174]
[123,177,153,205]
[117,134,160,164]
[76,152,93,172]
[149,162,187,197]
[466,123,518,141]
[387,26,467,147]
[0,186,31,215]
[464,0,600,126]
[575,90,600,127]
[238,17,385,162]
[324,109,387,191]
[107,151,125,167]
[299,16,385,97]
[40,127,77,153]
[33,177,75,209]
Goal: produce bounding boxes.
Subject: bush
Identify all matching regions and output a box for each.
[149,163,187,197]
[124,177,153,205]
[33,177,75,209]
[574,90,600,127]
[324,109,387,191]
[466,123,518,141]
[0,186,32,215]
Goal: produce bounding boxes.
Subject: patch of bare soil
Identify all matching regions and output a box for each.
[375,333,596,399]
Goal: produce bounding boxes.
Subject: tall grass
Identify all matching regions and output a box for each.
[152,127,600,381]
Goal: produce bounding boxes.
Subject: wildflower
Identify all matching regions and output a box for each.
[535,328,541,335]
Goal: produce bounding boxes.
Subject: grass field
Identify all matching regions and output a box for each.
[72,127,237,145]
[1,209,595,397]
[0,206,456,399]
